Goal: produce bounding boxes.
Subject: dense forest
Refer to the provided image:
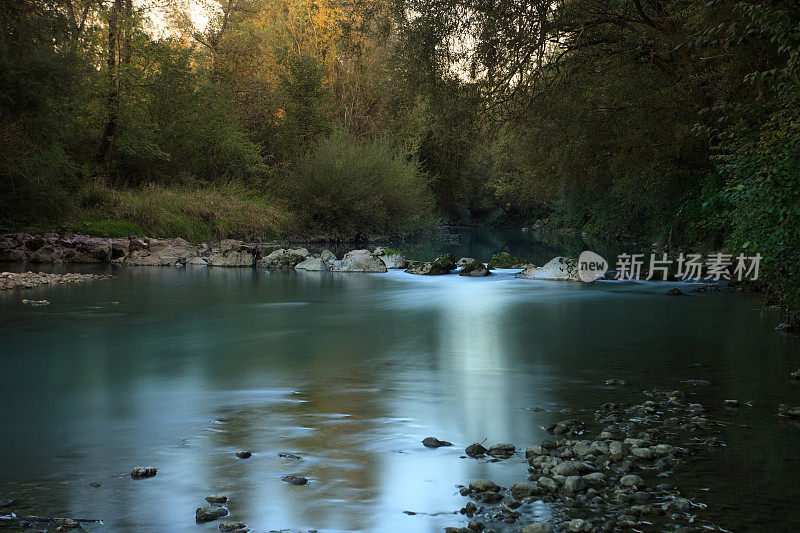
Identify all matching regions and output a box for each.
[0,0,798,320]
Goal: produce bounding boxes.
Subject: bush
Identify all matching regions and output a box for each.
[283,130,435,237]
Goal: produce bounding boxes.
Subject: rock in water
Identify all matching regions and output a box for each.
[422,436,453,448]
[522,523,555,533]
[667,287,684,295]
[281,475,308,485]
[219,521,247,532]
[333,250,388,273]
[488,443,515,458]
[434,254,457,270]
[295,256,332,271]
[517,257,580,281]
[457,257,476,267]
[620,474,645,487]
[487,252,527,269]
[196,504,228,523]
[380,253,408,269]
[469,479,500,492]
[130,467,157,479]
[465,443,488,457]
[205,495,228,504]
[405,261,449,275]
[258,248,309,269]
[235,450,252,459]
[459,261,490,277]
[778,404,800,418]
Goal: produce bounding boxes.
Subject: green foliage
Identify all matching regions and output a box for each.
[77,220,145,238]
[715,1,800,323]
[283,130,435,237]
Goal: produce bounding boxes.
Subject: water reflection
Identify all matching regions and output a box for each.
[0,238,799,531]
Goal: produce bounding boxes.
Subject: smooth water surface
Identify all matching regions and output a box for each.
[1,228,799,532]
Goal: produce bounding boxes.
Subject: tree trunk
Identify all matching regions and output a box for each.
[98,0,121,169]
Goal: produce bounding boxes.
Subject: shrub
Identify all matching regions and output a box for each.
[283,130,436,238]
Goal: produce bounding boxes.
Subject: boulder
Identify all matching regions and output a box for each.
[196,505,228,523]
[333,250,387,273]
[459,261,490,277]
[510,481,537,500]
[30,245,65,263]
[74,237,112,262]
[258,248,309,269]
[295,256,331,271]
[208,249,255,267]
[620,474,645,487]
[465,443,488,457]
[0,248,28,262]
[457,257,476,267]
[405,261,448,275]
[434,254,457,270]
[125,237,198,265]
[380,253,408,269]
[517,257,580,281]
[422,436,452,448]
[321,249,336,262]
[130,466,157,479]
[488,252,528,269]
[469,479,500,492]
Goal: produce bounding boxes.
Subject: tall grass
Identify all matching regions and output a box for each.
[69,182,292,241]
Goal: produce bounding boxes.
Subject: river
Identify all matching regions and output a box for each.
[1,227,798,532]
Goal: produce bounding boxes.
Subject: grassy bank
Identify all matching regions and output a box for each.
[19,183,295,242]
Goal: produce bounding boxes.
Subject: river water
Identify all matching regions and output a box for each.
[1,228,799,532]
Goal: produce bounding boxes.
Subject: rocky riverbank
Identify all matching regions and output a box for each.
[0,233,587,280]
[0,272,113,291]
[441,387,736,533]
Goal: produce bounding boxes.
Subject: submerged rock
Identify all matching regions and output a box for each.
[422,436,453,448]
[517,257,579,281]
[281,475,308,485]
[667,287,684,296]
[522,523,555,533]
[219,521,247,532]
